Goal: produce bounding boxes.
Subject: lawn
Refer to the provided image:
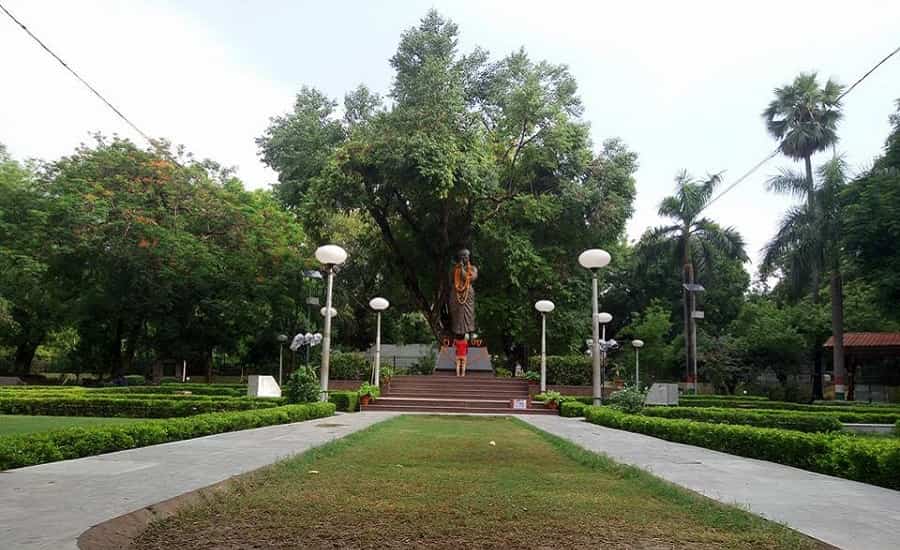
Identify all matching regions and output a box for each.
[133,415,824,549]
[0,414,145,436]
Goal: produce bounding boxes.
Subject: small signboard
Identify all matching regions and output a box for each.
[511,398,528,410]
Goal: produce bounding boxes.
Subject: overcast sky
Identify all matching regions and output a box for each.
[3,1,899,276]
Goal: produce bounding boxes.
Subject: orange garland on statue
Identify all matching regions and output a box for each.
[453,264,475,304]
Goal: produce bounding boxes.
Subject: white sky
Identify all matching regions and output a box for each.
[3,0,899,275]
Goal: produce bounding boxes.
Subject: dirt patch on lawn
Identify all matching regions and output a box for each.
[77,477,236,550]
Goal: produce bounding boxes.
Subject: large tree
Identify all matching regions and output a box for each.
[637,171,748,384]
[762,72,844,398]
[258,11,636,349]
[762,158,849,398]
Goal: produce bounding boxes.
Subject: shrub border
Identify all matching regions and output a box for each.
[0,402,335,470]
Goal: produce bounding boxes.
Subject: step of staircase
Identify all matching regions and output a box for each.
[362,403,557,415]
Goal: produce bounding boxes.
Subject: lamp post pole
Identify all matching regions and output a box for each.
[534,300,555,394]
[591,272,602,405]
[277,334,288,386]
[369,297,389,387]
[321,269,334,400]
[579,249,611,407]
[632,339,644,388]
[315,245,347,402]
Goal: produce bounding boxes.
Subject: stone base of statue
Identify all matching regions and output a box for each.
[434,344,493,374]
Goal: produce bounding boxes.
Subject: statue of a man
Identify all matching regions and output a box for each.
[449,249,478,338]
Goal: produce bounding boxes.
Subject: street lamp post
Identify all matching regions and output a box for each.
[315,244,347,402]
[277,334,288,386]
[632,339,644,388]
[683,283,705,394]
[534,300,555,393]
[369,297,390,387]
[578,249,611,406]
[598,311,613,393]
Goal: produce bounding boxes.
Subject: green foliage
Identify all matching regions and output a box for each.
[618,301,676,383]
[284,367,320,403]
[99,384,247,397]
[524,370,540,382]
[0,402,334,470]
[540,390,563,405]
[607,386,646,414]
[0,394,282,418]
[584,406,899,489]
[494,367,512,378]
[678,399,900,423]
[357,382,380,399]
[641,406,843,433]
[257,11,636,349]
[527,355,591,385]
[560,400,588,417]
[762,72,843,163]
[329,351,370,380]
[328,390,359,412]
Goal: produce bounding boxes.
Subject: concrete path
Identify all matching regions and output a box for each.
[520,415,900,550]
[0,412,398,550]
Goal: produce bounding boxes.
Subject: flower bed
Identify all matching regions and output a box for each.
[584,406,900,490]
[0,402,335,470]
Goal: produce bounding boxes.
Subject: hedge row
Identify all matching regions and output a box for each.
[680,394,769,401]
[0,402,335,470]
[100,385,247,397]
[526,355,594,385]
[560,401,588,417]
[640,406,843,433]
[328,391,359,412]
[680,398,900,417]
[0,395,283,418]
[0,390,260,402]
[584,407,900,490]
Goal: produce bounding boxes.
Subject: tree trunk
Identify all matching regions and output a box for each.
[205,348,214,383]
[805,154,824,400]
[109,318,124,379]
[830,269,846,400]
[13,338,41,375]
[681,235,694,386]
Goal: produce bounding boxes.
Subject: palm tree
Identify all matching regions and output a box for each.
[762,72,843,399]
[639,171,748,385]
[762,158,848,398]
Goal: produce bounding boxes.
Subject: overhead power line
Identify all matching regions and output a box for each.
[700,43,900,214]
[0,1,159,149]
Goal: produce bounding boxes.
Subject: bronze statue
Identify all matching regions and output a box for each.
[448,249,478,337]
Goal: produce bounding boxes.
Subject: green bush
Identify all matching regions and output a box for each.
[97,384,247,397]
[641,406,843,433]
[607,386,646,414]
[494,367,512,378]
[0,395,283,418]
[124,375,146,385]
[329,351,370,380]
[284,367,320,403]
[680,394,769,401]
[527,355,591,385]
[680,398,900,421]
[329,391,359,412]
[584,406,900,490]
[357,382,380,399]
[0,402,335,470]
[896,420,900,436]
[560,401,587,417]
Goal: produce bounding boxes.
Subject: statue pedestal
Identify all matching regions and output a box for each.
[434,345,493,374]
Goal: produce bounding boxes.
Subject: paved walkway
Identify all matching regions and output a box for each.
[0,412,398,550]
[520,415,900,550]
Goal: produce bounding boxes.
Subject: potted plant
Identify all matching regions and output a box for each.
[525,371,540,394]
[358,382,380,406]
[380,366,395,388]
[542,390,563,410]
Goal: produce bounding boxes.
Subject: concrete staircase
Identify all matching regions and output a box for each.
[361,374,556,414]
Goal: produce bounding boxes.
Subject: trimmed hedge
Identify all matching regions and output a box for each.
[640,406,843,433]
[896,420,900,436]
[527,355,592,385]
[100,385,247,397]
[680,394,769,401]
[584,407,900,490]
[328,391,360,412]
[0,395,283,418]
[560,401,588,417]
[0,402,335,470]
[680,398,900,420]
[329,351,370,380]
